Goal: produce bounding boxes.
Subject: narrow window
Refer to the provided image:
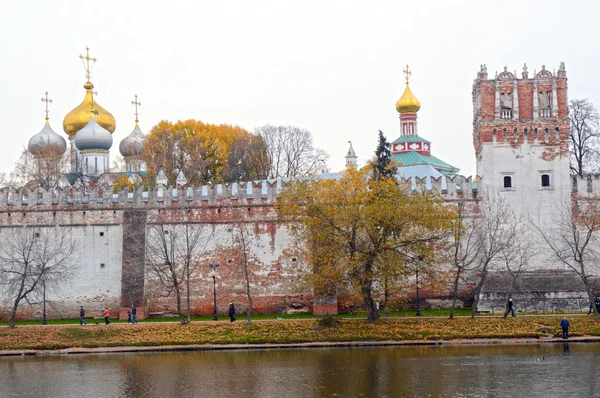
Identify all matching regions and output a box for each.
[541,174,550,187]
[503,176,512,188]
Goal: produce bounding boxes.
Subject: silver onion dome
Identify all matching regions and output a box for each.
[119,124,144,157]
[28,123,67,157]
[74,116,113,151]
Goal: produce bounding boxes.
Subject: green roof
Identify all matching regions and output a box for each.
[391,135,431,144]
[391,151,459,174]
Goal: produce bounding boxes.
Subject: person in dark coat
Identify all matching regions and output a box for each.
[131,305,138,324]
[79,306,87,326]
[127,311,132,323]
[595,295,600,314]
[228,303,236,322]
[560,317,570,339]
[503,297,515,318]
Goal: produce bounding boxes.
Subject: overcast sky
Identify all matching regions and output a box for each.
[1,0,598,177]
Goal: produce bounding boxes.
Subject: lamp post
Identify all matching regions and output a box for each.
[209,262,220,321]
[42,278,47,325]
[415,256,423,317]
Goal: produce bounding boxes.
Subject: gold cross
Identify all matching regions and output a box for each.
[403,64,411,84]
[41,91,52,121]
[131,94,141,123]
[79,46,97,82]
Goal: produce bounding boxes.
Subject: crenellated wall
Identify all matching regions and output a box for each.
[0,174,479,321]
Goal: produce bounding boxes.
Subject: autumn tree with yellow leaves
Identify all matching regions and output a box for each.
[276,167,457,322]
[142,119,269,185]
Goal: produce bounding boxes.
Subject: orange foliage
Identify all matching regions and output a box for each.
[142,119,257,185]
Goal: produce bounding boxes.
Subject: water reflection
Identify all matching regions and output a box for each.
[2,344,600,397]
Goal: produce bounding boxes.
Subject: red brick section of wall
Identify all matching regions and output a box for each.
[473,69,569,154]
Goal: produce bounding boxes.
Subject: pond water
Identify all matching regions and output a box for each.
[1,343,599,397]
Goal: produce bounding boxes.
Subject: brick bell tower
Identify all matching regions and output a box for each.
[472,63,570,233]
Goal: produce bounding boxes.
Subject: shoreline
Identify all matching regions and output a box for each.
[2,336,599,358]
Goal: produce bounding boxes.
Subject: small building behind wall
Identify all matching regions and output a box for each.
[478,270,591,314]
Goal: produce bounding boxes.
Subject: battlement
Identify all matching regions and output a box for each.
[571,174,600,197]
[0,174,480,210]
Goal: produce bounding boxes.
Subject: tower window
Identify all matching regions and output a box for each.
[503,176,512,188]
[541,174,550,187]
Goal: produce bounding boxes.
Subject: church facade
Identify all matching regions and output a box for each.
[0,49,587,320]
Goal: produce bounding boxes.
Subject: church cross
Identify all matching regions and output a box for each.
[131,94,141,123]
[41,91,52,121]
[403,64,411,84]
[79,46,97,82]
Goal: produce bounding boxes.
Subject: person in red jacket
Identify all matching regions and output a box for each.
[103,307,110,325]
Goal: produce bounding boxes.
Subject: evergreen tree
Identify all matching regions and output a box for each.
[372,130,396,180]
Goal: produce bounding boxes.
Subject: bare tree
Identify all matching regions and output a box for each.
[0,227,79,328]
[234,223,255,324]
[10,148,70,190]
[222,135,270,182]
[470,194,521,318]
[145,223,211,324]
[445,200,483,319]
[570,99,600,177]
[255,125,329,178]
[536,199,600,312]
[497,233,538,297]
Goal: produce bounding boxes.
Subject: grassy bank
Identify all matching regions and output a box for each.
[0,308,474,327]
[1,316,599,351]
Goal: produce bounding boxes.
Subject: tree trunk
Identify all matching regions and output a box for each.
[186,259,191,324]
[9,274,27,329]
[242,247,253,325]
[170,264,185,325]
[9,298,20,329]
[450,268,462,320]
[362,263,379,322]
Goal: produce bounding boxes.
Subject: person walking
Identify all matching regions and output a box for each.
[503,296,515,318]
[103,307,110,325]
[228,303,236,322]
[560,317,570,339]
[79,306,87,326]
[131,305,138,324]
[588,301,594,315]
[594,295,600,314]
[127,311,132,323]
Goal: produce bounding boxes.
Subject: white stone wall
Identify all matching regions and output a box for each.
[0,225,123,319]
[477,141,571,239]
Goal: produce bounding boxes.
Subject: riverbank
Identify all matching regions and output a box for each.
[1,316,599,354]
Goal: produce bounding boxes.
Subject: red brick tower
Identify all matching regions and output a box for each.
[472,63,570,234]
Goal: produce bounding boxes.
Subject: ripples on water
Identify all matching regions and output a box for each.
[1,343,599,398]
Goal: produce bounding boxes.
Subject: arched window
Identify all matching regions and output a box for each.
[503,176,512,188]
[541,174,550,187]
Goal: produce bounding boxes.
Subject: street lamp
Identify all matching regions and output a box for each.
[42,278,47,325]
[209,262,220,321]
[415,256,424,317]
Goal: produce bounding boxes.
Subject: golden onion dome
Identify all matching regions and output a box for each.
[63,83,116,137]
[395,83,421,114]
